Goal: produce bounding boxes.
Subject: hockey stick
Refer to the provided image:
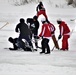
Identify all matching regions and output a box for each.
[0,22,9,30]
[70,19,75,21]
[51,39,60,51]
[70,29,73,36]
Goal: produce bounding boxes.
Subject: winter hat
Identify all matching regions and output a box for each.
[57,18,62,22]
[8,37,14,43]
[20,18,25,23]
[33,15,38,20]
[57,18,62,24]
[41,18,46,22]
[39,1,42,4]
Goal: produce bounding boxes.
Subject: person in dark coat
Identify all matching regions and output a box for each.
[15,18,33,51]
[26,16,40,49]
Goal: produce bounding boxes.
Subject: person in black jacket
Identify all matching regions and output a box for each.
[15,18,33,51]
[36,1,48,20]
[26,16,39,49]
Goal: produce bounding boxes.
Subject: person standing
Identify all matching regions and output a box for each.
[26,16,40,49]
[39,18,52,54]
[36,1,48,20]
[57,19,70,51]
[15,18,33,51]
[33,16,40,48]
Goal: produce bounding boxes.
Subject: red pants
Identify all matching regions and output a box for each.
[37,10,48,19]
[62,35,70,50]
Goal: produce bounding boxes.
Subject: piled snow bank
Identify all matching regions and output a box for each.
[42,0,72,8]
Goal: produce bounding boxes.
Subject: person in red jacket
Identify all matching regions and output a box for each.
[36,1,48,20]
[39,18,52,54]
[57,19,70,51]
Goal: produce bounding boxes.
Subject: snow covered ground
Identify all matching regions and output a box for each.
[0,0,76,75]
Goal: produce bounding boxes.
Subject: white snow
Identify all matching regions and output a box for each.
[0,0,76,75]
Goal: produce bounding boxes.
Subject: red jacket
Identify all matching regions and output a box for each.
[59,21,70,35]
[39,23,52,37]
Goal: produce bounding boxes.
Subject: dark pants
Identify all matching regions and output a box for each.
[31,30,38,48]
[8,37,32,51]
[18,34,33,49]
[41,38,50,53]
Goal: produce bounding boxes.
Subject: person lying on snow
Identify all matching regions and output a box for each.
[8,37,33,51]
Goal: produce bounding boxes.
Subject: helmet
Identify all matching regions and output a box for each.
[41,18,46,22]
[57,18,62,22]
[57,18,62,24]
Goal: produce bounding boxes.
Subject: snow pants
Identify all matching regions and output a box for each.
[18,34,33,49]
[41,38,50,53]
[62,35,70,50]
[37,10,48,19]
[31,30,38,48]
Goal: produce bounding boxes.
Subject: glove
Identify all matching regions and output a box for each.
[15,29,18,33]
[41,36,43,39]
[58,35,62,39]
[51,31,54,34]
[34,36,40,39]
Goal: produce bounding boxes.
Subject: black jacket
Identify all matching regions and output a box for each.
[15,22,31,36]
[36,2,45,12]
[26,18,39,33]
